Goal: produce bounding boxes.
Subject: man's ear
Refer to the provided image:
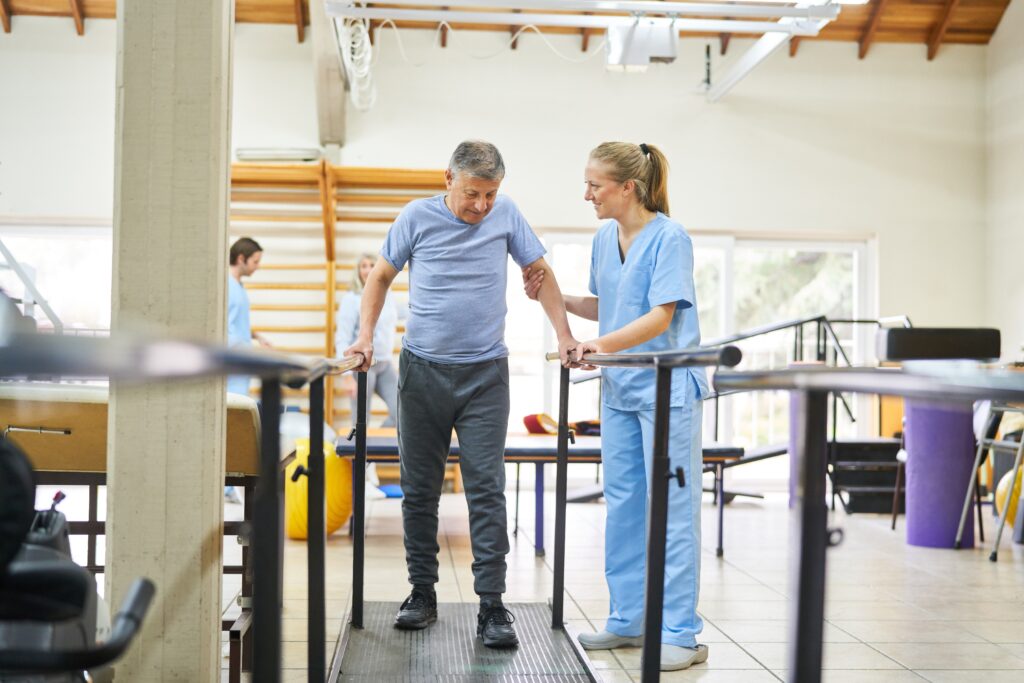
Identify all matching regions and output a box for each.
[444,169,454,189]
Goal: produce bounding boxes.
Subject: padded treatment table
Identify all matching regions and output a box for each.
[336,431,744,556]
[0,382,265,683]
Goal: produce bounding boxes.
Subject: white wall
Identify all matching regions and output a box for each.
[1,19,992,328]
[986,0,1024,361]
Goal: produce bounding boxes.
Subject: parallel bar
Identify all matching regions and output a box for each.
[544,345,740,369]
[352,371,368,628]
[714,367,1024,403]
[787,390,829,683]
[254,379,284,683]
[551,365,571,628]
[308,377,327,682]
[704,315,823,348]
[640,364,674,683]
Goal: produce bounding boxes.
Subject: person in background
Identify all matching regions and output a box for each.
[523,142,708,671]
[336,253,399,427]
[226,237,270,504]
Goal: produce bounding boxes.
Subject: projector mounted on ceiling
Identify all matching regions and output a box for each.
[605,18,678,73]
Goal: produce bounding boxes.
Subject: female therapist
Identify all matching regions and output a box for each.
[526,142,708,671]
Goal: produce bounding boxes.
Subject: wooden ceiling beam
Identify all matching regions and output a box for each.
[0,0,10,33]
[720,32,731,56]
[928,0,961,60]
[510,8,520,49]
[293,0,305,43]
[581,12,591,51]
[789,37,800,57]
[858,0,889,59]
[69,0,83,35]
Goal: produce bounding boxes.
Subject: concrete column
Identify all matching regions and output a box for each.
[107,1,233,681]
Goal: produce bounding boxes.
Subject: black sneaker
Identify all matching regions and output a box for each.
[477,601,518,649]
[394,587,437,630]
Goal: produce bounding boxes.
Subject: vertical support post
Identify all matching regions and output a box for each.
[254,379,283,683]
[87,483,98,571]
[307,377,326,682]
[535,464,545,556]
[551,365,570,628]
[641,364,673,683]
[713,394,720,442]
[786,390,829,683]
[352,371,367,628]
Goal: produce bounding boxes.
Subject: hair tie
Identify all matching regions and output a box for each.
[639,143,650,156]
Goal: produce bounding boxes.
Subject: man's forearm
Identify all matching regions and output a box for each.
[536,271,574,341]
[358,277,389,343]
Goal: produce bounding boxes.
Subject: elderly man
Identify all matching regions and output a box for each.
[346,140,576,648]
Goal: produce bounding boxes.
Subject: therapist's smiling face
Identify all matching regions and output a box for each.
[584,160,627,221]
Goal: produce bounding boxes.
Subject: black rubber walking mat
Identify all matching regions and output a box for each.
[335,602,593,682]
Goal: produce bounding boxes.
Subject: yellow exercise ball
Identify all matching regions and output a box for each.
[285,437,353,540]
[994,467,1023,529]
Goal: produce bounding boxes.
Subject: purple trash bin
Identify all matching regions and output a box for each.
[904,399,976,548]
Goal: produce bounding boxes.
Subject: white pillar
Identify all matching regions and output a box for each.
[107,1,233,680]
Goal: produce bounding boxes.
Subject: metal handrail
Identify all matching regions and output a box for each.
[544,345,741,369]
[0,331,362,386]
[711,365,1024,683]
[714,365,1024,402]
[702,315,825,348]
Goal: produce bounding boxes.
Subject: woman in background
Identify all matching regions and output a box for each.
[337,253,399,427]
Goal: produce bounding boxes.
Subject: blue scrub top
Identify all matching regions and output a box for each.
[589,213,709,410]
[227,276,252,395]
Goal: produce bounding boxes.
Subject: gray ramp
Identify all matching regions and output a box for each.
[337,602,593,682]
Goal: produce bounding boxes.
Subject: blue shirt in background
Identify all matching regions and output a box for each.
[381,194,546,364]
[589,213,709,410]
[227,276,252,395]
[336,290,398,362]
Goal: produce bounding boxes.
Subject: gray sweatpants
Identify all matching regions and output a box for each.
[397,349,510,596]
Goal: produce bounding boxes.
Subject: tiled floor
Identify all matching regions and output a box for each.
[216,477,1024,682]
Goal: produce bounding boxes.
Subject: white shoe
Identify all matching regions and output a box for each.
[577,630,643,650]
[661,643,709,671]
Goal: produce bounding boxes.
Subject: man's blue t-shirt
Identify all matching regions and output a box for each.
[589,214,709,410]
[381,194,546,364]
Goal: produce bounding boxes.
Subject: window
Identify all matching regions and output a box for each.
[0,226,113,333]
[501,231,873,486]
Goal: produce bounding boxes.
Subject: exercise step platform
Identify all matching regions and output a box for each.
[333,602,596,682]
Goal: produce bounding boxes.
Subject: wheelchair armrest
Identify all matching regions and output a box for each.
[0,578,155,673]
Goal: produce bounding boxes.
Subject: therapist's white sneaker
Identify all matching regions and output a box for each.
[661,644,709,671]
[577,630,643,650]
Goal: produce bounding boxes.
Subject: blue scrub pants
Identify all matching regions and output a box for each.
[601,398,703,648]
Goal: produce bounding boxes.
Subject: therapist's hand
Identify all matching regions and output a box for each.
[521,266,544,301]
[344,334,374,372]
[573,339,603,371]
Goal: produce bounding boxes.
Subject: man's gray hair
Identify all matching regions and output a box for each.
[448,140,506,181]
